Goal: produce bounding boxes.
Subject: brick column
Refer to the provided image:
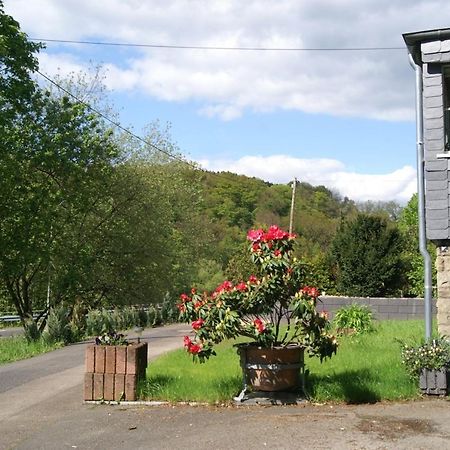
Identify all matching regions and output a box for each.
[436,247,450,336]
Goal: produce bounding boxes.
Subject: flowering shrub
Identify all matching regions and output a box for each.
[401,338,450,378]
[95,331,128,346]
[178,225,338,362]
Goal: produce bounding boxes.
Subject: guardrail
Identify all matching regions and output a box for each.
[0,312,44,323]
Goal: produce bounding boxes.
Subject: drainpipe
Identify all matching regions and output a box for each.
[408,53,433,340]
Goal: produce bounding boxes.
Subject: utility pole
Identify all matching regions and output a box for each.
[289,178,297,235]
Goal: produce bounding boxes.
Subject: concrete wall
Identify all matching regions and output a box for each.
[317,296,437,321]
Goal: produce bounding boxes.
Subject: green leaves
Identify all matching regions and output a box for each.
[331,214,404,297]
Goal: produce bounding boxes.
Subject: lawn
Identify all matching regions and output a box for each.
[0,336,61,365]
[140,320,427,404]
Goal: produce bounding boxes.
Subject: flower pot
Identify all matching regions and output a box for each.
[84,342,148,401]
[419,368,449,396]
[237,344,304,392]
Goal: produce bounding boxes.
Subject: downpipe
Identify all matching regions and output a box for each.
[408,53,433,340]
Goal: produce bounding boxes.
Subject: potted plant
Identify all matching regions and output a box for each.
[178,225,337,393]
[401,337,450,396]
[84,331,148,401]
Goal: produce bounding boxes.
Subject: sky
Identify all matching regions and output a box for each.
[5,0,450,203]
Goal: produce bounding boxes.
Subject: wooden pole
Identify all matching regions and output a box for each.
[289,178,297,235]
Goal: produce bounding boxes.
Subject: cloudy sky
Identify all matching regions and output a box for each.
[5,0,450,202]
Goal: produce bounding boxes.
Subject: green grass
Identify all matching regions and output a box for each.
[0,336,62,365]
[140,320,429,404]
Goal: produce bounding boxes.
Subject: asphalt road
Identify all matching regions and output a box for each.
[1,323,450,449]
[0,326,23,338]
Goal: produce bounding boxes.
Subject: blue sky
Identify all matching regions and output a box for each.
[6,0,450,203]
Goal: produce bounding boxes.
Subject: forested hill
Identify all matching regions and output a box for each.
[198,170,358,260]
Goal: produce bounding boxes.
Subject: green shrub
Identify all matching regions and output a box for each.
[23,319,41,342]
[43,304,73,344]
[333,304,374,334]
[86,309,104,336]
[146,306,157,327]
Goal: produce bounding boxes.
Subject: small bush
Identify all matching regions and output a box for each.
[23,319,41,342]
[86,309,104,336]
[333,304,374,334]
[43,304,73,344]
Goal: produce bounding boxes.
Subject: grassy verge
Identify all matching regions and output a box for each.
[140,320,427,404]
[0,336,62,365]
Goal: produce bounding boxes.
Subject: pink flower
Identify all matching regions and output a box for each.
[247,228,265,242]
[236,282,247,292]
[254,318,266,334]
[192,318,205,330]
[248,275,258,284]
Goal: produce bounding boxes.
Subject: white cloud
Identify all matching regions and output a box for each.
[6,0,450,121]
[200,155,416,203]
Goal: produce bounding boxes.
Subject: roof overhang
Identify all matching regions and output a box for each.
[403,28,450,65]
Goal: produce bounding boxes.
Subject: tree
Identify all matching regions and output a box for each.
[397,194,435,297]
[331,214,404,297]
[0,91,119,332]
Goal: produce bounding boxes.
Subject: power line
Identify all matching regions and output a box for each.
[36,70,195,167]
[30,38,405,52]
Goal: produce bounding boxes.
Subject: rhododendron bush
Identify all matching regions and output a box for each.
[178,225,337,363]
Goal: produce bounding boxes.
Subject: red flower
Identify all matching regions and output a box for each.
[253,318,266,334]
[252,243,261,252]
[215,280,233,293]
[248,275,258,284]
[183,336,192,348]
[273,249,281,257]
[191,288,197,295]
[236,282,247,292]
[194,301,203,310]
[264,225,289,241]
[188,344,202,354]
[247,228,265,242]
[300,286,320,298]
[177,304,186,313]
[192,318,205,330]
[180,293,191,303]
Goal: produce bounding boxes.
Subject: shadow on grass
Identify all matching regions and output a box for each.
[306,368,381,404]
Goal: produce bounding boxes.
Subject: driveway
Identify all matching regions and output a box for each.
[1,323,450,449]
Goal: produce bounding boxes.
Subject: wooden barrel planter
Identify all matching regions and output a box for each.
[84,342,148,401]
[236,344,304,392]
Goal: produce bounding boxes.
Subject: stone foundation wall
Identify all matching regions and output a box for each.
[436,247,450,336]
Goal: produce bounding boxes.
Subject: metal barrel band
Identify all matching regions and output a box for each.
[245,363,302,371]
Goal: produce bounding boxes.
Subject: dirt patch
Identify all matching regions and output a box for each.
[357,415,435,441]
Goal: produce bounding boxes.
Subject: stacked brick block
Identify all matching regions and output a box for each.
[84,342,148,401]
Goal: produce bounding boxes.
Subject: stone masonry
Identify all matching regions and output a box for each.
[436,246,450,336]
